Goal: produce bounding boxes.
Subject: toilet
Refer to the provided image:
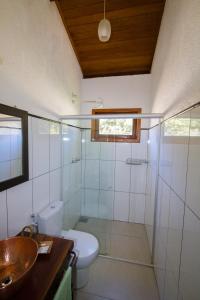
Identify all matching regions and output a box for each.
[37,201,99,289]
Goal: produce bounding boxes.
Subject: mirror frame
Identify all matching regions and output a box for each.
[0,103,29,191]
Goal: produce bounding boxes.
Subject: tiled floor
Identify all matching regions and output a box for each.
[75,218,151,263]
[74,257,159,300]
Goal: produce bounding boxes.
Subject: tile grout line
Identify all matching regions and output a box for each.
[159,174,200,222]
[128,143,132,223]
[113,142,116,221]
[176,111,192,300]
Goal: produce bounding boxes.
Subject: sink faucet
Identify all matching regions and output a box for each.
[21,224,38,237]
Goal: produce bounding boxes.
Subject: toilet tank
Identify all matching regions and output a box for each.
[37,201,63,236]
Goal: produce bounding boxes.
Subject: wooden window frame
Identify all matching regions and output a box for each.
[91,108,141,143]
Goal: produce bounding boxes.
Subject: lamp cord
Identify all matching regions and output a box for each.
[104,0,106,20]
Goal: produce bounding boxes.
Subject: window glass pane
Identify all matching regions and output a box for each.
[99,119,133,135]
[164,118,190,136]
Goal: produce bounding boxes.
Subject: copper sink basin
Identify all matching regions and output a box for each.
[0,237,38,299]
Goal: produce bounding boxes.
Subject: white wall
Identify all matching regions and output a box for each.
[0,0,83,239]
[81,75,152,127]
[0,0,82,119]
[151,0,200,118]
[146,105,200,300]
[0,116,62,239]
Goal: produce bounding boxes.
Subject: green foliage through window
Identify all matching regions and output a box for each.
[99,119,133,135]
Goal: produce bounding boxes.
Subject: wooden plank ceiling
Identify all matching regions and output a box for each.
[52,0,165,78]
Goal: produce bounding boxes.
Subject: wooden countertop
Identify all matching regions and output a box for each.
[14,234,74,300]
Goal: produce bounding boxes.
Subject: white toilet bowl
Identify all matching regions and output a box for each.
[61,229,99,288]
[37,201,99,289]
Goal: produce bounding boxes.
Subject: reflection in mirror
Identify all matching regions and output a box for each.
[0,114,22,182]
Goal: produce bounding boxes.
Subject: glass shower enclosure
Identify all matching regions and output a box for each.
[61,113,162,265]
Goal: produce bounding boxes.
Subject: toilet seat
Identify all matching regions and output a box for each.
[61,229,99,269]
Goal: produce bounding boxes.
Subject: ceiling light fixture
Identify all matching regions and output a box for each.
[98,0,111,42]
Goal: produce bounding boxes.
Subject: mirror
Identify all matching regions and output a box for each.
[0,104,28,191]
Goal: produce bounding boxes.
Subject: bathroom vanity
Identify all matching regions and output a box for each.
[13,235,75,300]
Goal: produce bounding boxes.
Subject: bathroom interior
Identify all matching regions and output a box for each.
[0,0,200,300]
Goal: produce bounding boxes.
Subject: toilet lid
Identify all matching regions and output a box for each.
[61,230,99,258]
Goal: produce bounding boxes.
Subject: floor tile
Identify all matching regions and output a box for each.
[81,257,159,300]
[109,234,151,262]
[110,220,146,237]
[75,218,151,261]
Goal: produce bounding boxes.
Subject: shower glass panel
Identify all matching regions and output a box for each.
[61,116,161,265]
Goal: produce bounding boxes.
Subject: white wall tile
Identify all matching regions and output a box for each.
[145,125,160,253]
[83,189,99,218]
[154,178,171,299]
[170,112,190,200]
[81,130,86,159]
[50,123,61,170]
[159,123,173,186]
[186,106,200,218]
[164,191,184,300]
[10,129,22,160]
[7,181,32,236]
[50,168,61,203]
[32,118,50,177]
[0,161,11,181]
[75,161,82,191]
[0,129,10,162]
[100,142,115,160]
[70,163,77,195]
[62,164,70,202]
[85,159,99,189]
[71,127,81,161]
[130,164,147,194]
[63,201,71,230]
[63,190,81,230]
[62,125,73,165]
[68,190,81,228]
[100,160,115,191]
[179,208,200,300]
[115,161,130,192]
[114,192,129,221]
[160,113,190,200]
[99,190,114,220]
[132,130,148,159]
[116,143,131,161]
[0,191,7,239]
[33,173,50,213]
[171,141,189,201]
[10,159,22,178]
[85,130,100,160]
[129,193,145,224]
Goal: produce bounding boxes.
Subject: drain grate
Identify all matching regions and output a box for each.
[0,276,12,289]
[78,216,89,223]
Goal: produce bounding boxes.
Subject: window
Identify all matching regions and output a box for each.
[91,108,141,143]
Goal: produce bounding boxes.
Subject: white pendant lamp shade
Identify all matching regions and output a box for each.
[98,0,111,42]
[98,19,111,42]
